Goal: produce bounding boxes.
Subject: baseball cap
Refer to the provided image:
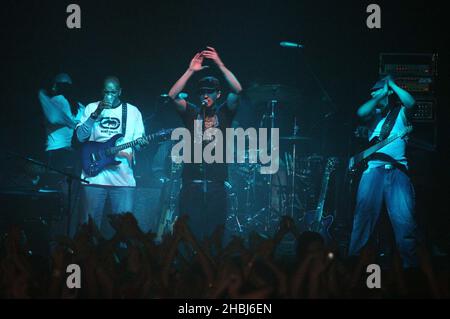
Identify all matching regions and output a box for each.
[198,76,221,91]
[53,73,73,85]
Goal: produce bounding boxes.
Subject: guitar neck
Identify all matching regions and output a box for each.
[353,133,401,165]
[107,132,159,155]
[315,171,331,222]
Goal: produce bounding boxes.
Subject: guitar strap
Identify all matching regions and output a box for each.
[378,105,401,141]
[122,102,128,136]
[374,105,409,175]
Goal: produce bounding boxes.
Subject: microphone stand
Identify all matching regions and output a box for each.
[6,150,89,237]
[200,100,208,211]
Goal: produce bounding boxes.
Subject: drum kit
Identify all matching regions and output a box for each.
[225,84,328,237]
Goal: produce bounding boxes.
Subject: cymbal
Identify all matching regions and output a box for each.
[243,84,301,104]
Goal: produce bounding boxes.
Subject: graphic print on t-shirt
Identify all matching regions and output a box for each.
[99,117,121,134]
[203,114,219,142]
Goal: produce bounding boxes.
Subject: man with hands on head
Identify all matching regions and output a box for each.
[348,74,421,268]
[168,46,242,242]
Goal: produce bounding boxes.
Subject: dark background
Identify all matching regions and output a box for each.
[0,0,448,246]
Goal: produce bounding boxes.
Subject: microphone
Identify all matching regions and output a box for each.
[280,41,304,49]
[201,99,208,107]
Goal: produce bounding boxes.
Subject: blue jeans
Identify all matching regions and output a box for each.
[81,185,135,229]
[348,166,421,268]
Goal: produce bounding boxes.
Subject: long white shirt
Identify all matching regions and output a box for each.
[39,91,84,151]
[367,106,409,169]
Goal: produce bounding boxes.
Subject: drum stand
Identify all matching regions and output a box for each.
[289,118,299,218]
[258,99,279,233]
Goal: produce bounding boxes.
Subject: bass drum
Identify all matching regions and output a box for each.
[226,160,293,238]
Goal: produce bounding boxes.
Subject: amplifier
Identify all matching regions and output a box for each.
[411,100,436,122]
[379,53,438,76]
[395,77,434,95]
[409,122,438,152]
[382,64,433,77]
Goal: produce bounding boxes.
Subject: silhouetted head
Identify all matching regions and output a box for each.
[51,73,73,95]
[296,231,325,259]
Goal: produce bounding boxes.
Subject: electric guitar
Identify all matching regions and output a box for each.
[155,160,183,242]
[301,157,338,243]
[81,129,173,177]
[347,126,413,173]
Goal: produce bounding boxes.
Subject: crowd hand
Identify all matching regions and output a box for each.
[51,246,67,272]
[359,244,376,264]
[109,213,144,240]
[72,224,97,258]
[210,225,224,251]
[227,273,244,298]
[391,248,408,296]
[248,231,265,250]
[142,232,159,256]
[126,245,143,274]
[201,46,224,67]
[55,235,76,252]
[280,216,296,234]
[87,215,104,243]
[307,251,333,278]
[172,215,193,240]
[188,52,209,72]
[5,227,32,272]
[417,244,441,298]
[222,236,246,257]
[4,226,23,256]
[255,239,275,260]
[1,228,32,298]
[214,260,243,297]
[9,270,30,298]
[273,216,297,244]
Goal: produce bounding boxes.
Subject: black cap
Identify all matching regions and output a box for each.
[198,76,221,90]
[53,73,72,84]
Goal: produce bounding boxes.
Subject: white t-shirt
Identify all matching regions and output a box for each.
[367,106,409,169]
[78,102,145,187]
[39,93,85,151]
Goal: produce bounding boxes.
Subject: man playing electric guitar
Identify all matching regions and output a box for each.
[348,75,422,268]
[76,76,149,231]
